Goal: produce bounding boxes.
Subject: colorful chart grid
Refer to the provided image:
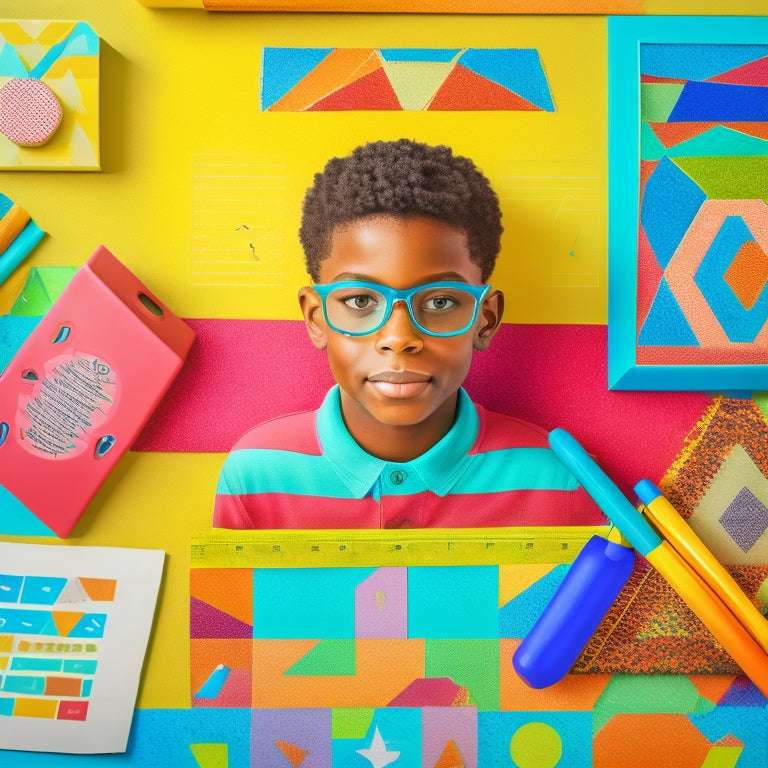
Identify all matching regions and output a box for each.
[607,16,768,390]
[0,573,114,722]
[190,540,767,767]
[0,20,100,170]
[261,48,555,112]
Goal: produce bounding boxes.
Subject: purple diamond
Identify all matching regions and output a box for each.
[719,486,768,553]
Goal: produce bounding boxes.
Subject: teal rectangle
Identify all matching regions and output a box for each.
[10,658,62,672]
[408,566,499,639]
[63,659,97,675]
[1,674,45,695]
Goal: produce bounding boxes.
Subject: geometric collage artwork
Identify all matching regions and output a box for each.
[260,48,555,111]
[0,20,100,170]
[0,573,114,723]
[190,551,767,767]
[636,43,768,368]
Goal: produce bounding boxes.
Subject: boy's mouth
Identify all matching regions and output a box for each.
[366,371,431,399]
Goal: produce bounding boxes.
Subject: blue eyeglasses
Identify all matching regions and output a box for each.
[312,280,491,337]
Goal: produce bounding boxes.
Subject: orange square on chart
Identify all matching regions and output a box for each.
[45,676,82,697]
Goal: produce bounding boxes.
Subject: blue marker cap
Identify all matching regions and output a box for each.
[548,428,662,557]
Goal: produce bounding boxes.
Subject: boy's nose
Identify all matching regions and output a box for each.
[375,300,424,354]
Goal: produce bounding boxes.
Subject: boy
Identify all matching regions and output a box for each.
[213,139,602,529]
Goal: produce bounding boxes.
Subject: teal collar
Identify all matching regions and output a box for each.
[316,385,480,498]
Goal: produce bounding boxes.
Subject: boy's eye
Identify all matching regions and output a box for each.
[342,293,378,311]
[422,295,457,311]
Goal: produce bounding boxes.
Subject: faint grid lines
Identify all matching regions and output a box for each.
[499,159,602,289]
[190,154,286,287]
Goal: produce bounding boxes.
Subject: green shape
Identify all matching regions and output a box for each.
[10,266,77,316]
[285,639,356,675]
[641,122,669,161]
[592,674,699,734]
[510,722,562,768]
[668,125,768,159]
[332,708,374,739]
[425,639,499,711]
[690,695,717,716]
[700,745,744,768]
[754,392,768,422]
[672,156,768,202]
[190,743,228,768]
[756,573,768,607]
[640,83,684,122]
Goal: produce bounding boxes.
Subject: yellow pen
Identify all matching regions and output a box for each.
[636,479,768,656]
[548,429,768,698]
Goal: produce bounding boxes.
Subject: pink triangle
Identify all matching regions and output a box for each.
[707,55,768,86]
[190,596,253,639]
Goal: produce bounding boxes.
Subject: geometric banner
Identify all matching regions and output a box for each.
[261,48,555,111]
[636,43,768,367]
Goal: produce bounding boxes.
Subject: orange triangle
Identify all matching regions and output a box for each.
[433,739,465,768]
[268,49,381,111]
[78,577,117,602]
[274,740,307,767]
[428,64,541,111]
[190,568,253,626]
[52,611,86,637]
[647,122,717,149]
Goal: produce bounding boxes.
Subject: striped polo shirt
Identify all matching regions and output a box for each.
[213,386,605,529]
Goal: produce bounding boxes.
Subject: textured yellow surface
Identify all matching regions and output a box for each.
[0,1,608,324]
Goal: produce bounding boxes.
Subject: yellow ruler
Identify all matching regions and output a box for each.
[191,526,610,568]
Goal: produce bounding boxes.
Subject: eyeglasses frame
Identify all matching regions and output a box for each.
[311,280,492,337]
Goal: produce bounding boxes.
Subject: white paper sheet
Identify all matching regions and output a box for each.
[0,542,164,753]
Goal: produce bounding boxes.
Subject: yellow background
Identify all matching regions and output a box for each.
[0,0,763,714]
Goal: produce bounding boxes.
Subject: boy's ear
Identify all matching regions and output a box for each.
[298,286,328,350]
[473,289,504,351]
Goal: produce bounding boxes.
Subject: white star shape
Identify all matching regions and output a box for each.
[356,726,400,768]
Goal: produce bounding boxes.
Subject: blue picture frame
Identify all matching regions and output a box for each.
[607,16,768,391]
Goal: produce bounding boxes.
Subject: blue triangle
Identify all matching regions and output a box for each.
[638,277,699,346]
[457,48,555,112]
[260,47,333,110]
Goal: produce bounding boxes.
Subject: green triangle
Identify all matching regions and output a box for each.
[190,743,228,768]
[640,83,685,123]
[381,61,455,110]
[284,639,356,676]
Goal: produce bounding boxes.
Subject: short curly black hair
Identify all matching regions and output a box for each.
[299,139,503,282]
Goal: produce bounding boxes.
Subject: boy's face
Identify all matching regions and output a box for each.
[299,214,503,460]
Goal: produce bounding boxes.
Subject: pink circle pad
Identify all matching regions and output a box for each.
[0,78,63,147]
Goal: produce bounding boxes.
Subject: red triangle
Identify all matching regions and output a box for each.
[640,74,688,84]
[707,55,768,86]
[307,68,401,111]
[636,223,664,328]
[274,740,307,767]
[428,64,541,111]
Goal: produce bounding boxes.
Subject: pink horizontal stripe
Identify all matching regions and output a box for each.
[214,487,608,530]
[136,320,710,498]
